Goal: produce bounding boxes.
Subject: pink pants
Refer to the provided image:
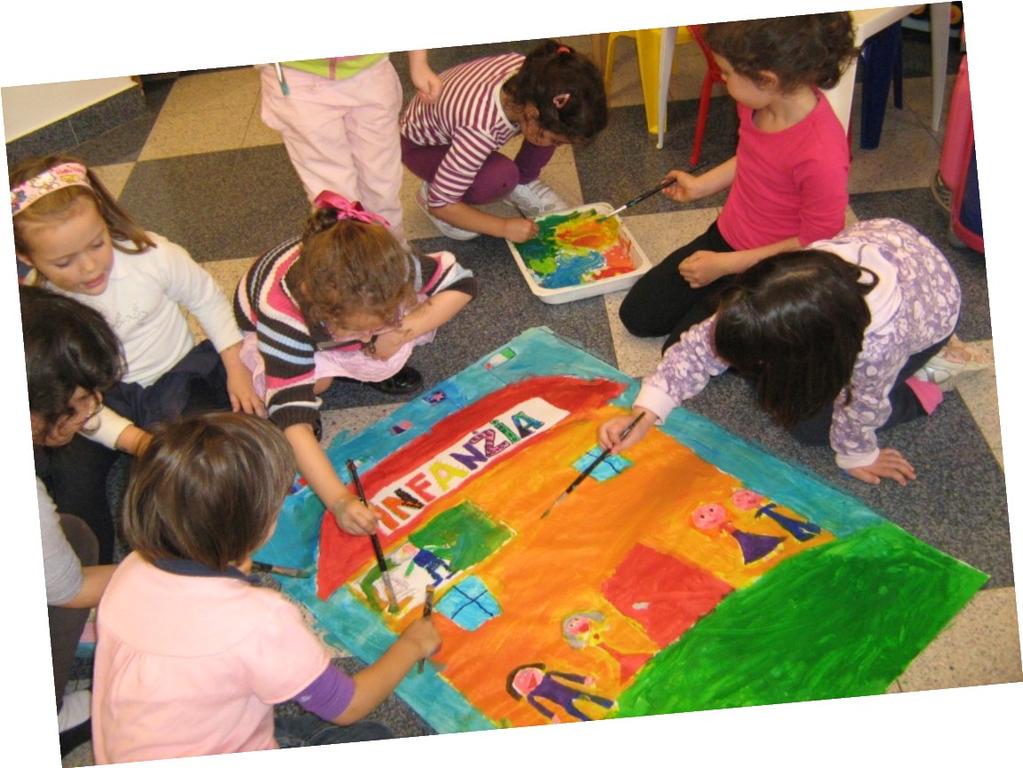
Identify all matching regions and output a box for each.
[260,59,405,241]
[239,297,437,395]
[240,329,437,396]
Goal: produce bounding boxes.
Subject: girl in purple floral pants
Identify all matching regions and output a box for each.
[600,219,962,487]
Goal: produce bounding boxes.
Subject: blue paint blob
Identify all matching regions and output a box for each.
[540,250,605,289]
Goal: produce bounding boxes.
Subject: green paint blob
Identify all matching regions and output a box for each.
[613,523,986,716]
[518,209,601,276]
[410,500,514,571]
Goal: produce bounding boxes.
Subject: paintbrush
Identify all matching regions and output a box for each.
[540,412,646,519]
[345,459,400,613]
[418,584,435,674]
[250,561,312,579]
[598,178,675,221]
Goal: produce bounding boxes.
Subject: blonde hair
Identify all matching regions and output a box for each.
[123,413,296,571]
[289,208,415,330]
[10,153,154,257]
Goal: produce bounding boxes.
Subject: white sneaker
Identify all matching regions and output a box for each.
[415,182,478,241]
[505,179,568,218]
[58,690,91,732]
[912,336,993,392]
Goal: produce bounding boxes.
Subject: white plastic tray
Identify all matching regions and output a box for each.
[505,202,652,304]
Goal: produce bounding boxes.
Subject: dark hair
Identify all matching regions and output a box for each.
[502,40,608,142]
[10,153,155,257]
[289,205,415,331]
[19,284,125,432]
[705,12,857,91]
[122,412,296,571]
[713,250,877,428]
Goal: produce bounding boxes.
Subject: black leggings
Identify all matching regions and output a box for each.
[36,438,120,565]
[788,335,951,446]
[619,220,736,352]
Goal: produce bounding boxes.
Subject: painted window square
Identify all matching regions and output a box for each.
[437,575,502,630]
[572,446,632,482]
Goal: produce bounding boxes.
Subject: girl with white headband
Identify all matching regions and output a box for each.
[11,155,264,560]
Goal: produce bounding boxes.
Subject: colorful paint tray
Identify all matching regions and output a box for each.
[506,202,652,304]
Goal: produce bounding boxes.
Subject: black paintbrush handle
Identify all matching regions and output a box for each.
[619,178,675,211]
[345,459,368,503]
[565,447,612,494]
[563,413,645,497]
[347,459,391,575]
[370,534,388,570]
[251,561,308,578]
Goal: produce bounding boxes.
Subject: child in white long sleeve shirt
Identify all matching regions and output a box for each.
[12,154,262,561]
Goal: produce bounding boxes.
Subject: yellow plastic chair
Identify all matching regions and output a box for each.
[604,27,693,139]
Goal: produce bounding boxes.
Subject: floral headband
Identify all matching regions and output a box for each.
[313,190,391,228]
[10,162,92,216]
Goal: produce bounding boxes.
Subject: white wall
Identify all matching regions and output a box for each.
[1,76,136,142]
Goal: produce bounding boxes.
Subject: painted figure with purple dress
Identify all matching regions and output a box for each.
[732,489,821,542]
[692,503,783,565]
[506,663,615,723]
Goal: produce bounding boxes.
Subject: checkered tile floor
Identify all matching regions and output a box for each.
[51,29,1019,764]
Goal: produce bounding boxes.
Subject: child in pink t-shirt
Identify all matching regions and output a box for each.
[91,413,440,763]
[619,13,858,350]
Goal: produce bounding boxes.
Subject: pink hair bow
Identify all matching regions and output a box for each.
[313,190,391,228]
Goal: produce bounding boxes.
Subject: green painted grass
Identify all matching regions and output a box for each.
[615,522,987,716]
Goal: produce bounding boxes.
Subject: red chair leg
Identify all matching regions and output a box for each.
[690,73,714,167]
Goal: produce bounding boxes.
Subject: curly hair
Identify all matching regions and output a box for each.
[705,12,858,91]
[288,206,416,332]
[713,250,877,428]
[10,153,154,257]
[502,39,608,142]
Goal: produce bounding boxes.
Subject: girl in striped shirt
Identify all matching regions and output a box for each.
[234,192,476,535]
[401,40,607,242]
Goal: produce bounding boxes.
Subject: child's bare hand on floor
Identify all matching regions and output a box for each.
[846,448,917,486]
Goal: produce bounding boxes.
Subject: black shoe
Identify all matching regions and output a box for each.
[366,366,423,396]
[59,719,92,757]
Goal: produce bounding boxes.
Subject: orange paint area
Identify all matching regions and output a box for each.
[317,377,833,727]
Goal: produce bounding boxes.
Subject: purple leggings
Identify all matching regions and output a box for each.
[400,135,555,204]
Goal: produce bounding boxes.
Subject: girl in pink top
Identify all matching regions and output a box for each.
[92,413,441,763]
[620,13,858,350]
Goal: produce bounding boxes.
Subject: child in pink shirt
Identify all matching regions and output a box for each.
[620,13,858,350]
[91,412,440,763]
